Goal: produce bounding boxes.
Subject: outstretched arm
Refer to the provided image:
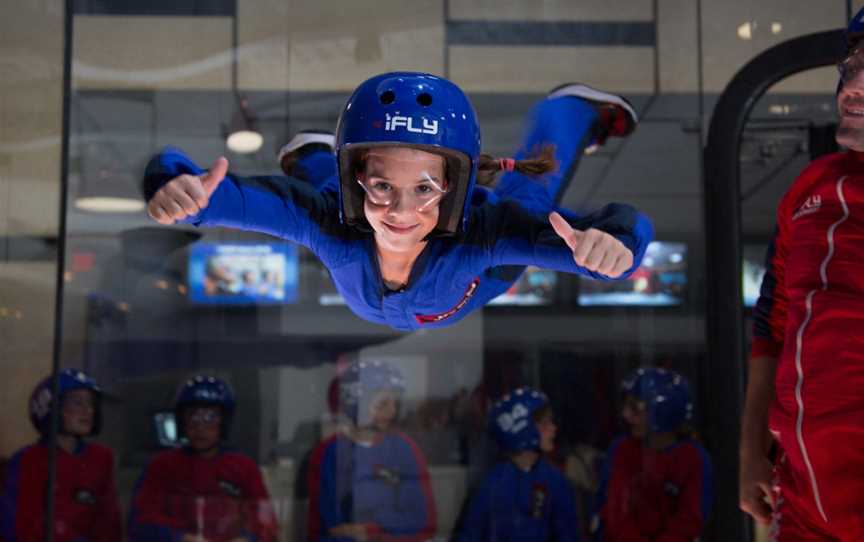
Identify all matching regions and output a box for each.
[143,147,344,251]
[477,200,653,280]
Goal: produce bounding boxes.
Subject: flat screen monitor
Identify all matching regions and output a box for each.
[742,244,769,307]
[188,242,298,305]
[153,411,179,447]
[578,241,687,306]
[488,266,558,306]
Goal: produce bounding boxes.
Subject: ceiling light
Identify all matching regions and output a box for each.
[225,96,263,154]
[75,196,145,213]
[226,130,263,154]
[73,169,145,214]
[738,22,754,40]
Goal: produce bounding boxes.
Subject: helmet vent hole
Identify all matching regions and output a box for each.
[380,90,396,105]
[417,93,433,106]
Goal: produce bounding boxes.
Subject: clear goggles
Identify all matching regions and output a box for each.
[357,171,448,213]
[186,408,221,426]
[838,46,864,85]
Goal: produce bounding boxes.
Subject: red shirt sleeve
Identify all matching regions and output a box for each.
[92,446,123,542]
[749,154,839,360]
[10,447,47,542]
[241,457,280,542]
[655,445,712,542]
[129,452,186,533]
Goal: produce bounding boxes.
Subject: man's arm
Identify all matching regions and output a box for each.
[739,189,792,524]
[739,355,778,524]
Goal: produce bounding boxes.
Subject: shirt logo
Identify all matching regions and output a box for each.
[218,479,242,497]
[531,482,548,518]
[374,465,401,486]
[415,278,479,324]
[74,488,97,505]
[664,481,681,497]
[792,194,821,220]
[384,114,438,135]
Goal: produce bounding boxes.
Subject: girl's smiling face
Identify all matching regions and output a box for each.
[359,147,447,252]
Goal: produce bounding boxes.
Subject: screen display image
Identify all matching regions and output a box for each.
[578,241,687,306]
[489,266,558,306]
[188,243,298,305]
[153,411,179,447]
[742,244,769,307]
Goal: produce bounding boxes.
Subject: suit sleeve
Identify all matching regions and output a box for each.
[241,461,280,542]
[591,438,622,542]
[655,446,713,542]
[369,435,437,542]
[128,456,187,542]
[551,478,583,542]
[143,147,345,254]
[1,448,45,542]
[93,448,123,542]
[750,195,792,359]
[477,201,653,280]
[307,439,352,542]
[454,477,491,542]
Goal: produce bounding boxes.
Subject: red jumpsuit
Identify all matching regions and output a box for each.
[129,447,279,542]
[0,441,122,542]
[593,436,712,542]
[752,150,864,541]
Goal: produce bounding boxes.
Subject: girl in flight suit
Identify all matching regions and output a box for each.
[144,72,653,331]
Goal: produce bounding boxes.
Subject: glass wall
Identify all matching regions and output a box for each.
[0,1,857,541]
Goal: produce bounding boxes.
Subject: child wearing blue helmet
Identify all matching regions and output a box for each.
[129,375,279,542]
[0,369,122,542]
[457,387,583,542]
[143,72,653,331]
[591,368,712,542]
[306,360,436,542]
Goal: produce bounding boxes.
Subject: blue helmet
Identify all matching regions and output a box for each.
[336,360,406,425]
[847,6,864,49]
[174,375,236,437]
[622,368,693,433]
[488,387,549,453]
[29,369,102,436]
[839,7,864,93]
[335,72,481,234]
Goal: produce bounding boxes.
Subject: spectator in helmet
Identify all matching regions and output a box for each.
[128,375,278,542]
[591,368,713,542]
[306,360,436,542]
[143,72,652,331]
[457,387,582,542]
[0,369,122,542]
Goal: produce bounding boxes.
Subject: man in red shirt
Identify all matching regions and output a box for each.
[129,375,279,542]
[593,368,712,542]
[739,8,864,540]
[0,369,122,542]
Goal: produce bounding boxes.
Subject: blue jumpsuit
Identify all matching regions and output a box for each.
[457,458,583,542]
[143,97,653,331]
[306,432,436,542]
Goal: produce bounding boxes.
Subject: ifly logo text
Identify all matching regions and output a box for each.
[384,114,439,135]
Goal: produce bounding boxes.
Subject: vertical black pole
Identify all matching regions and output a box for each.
[45,0,75,540]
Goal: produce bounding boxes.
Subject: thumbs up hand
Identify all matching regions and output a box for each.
[147,157,229,225]
[549,211,633,278]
